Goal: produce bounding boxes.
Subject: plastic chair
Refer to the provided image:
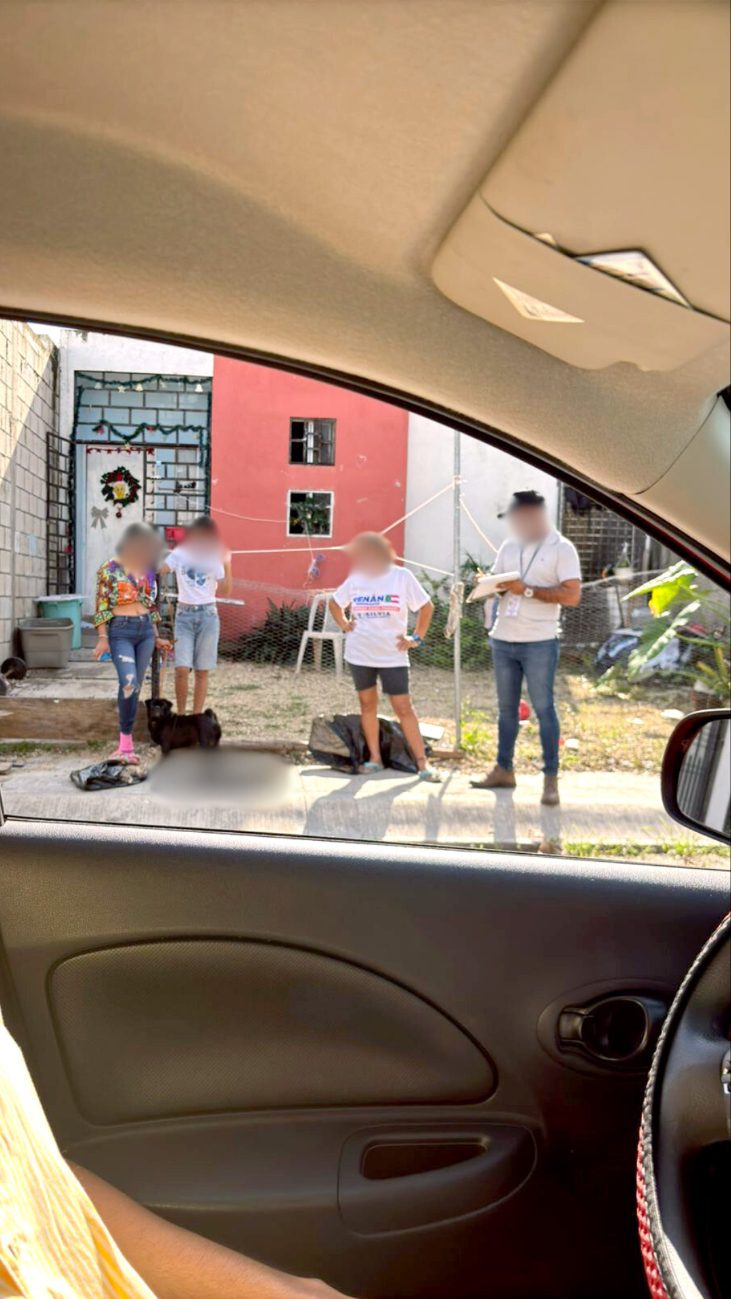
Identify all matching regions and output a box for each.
[295,592,344,676]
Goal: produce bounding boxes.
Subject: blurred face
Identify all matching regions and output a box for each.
[119,531,161,573]
[349,538,391,576]
[509,505,550,544]
[185,525,222,563]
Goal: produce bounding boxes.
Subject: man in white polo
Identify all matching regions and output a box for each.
[471,490,582,806]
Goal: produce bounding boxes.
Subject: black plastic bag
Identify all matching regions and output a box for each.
[70,761,148,791]
[308,713,429,774]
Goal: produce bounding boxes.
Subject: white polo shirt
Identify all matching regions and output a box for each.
[488,529,581,643]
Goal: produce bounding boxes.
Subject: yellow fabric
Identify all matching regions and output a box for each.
[0,1011,157,1299]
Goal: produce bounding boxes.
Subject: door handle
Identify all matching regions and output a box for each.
[558,994,667,1066]
[338,1124,535,1235]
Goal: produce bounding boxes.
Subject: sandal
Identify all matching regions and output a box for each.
[108,748,140,765]
[418,765,442,783]
[360,761,385,775]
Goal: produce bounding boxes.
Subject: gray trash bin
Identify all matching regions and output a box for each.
[18,617,74,669]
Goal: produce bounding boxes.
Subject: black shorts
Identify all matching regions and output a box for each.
[348,662,410,696]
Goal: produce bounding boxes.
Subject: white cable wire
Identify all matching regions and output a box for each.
[382,480,457,534]
[228,542,453,577]
[216,479,457,537]
[212,506,286,524]
[460,498,499,554]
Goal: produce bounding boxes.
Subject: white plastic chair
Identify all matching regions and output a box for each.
[295,592,344,677]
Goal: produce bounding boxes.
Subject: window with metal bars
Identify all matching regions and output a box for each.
[289,418,336,465]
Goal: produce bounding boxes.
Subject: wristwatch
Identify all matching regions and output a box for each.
[524,587,535,599]
[412,633,425,645]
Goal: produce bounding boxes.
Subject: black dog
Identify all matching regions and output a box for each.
[145,698,222,755]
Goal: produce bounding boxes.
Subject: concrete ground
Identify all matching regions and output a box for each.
[0,747,711,856]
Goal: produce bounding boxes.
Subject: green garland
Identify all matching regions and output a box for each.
[78,371,211,392]
[92,418,208,441]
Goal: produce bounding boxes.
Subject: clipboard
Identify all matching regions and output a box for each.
[466,570,520,602]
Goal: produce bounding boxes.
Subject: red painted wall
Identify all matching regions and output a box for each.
[210,358,409,630]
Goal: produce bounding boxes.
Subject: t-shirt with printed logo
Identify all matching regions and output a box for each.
[333,565,431,667]
[165,545,225,606]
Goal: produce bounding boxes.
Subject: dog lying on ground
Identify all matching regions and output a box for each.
[145,698,222,755]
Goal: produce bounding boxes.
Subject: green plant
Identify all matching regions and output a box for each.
[236,600,318,666]
[416,556,494,671]
[289,497,331,536]
[600,561,730,699]
[460,707,493,758]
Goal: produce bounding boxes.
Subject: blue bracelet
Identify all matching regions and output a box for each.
[412,634,424,646]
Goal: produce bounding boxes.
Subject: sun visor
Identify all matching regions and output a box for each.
[432,0,730,373]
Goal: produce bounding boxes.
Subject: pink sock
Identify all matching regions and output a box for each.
[118,732,134,753]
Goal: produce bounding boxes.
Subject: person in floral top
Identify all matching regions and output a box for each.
[94,523,172,763]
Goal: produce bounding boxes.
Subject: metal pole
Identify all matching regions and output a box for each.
[453,430,462,749]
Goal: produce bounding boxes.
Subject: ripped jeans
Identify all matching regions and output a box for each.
[108,614,156,736]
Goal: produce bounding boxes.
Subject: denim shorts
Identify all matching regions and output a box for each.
[175,604,220,670]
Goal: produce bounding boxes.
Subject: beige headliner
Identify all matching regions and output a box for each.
[1,1,729,548]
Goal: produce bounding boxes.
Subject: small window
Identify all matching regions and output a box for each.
[290,418,336,465]
[287,490,333,536]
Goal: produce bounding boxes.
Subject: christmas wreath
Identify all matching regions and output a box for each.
[100,465,141,517]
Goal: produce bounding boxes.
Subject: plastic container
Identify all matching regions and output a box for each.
[36,594,85,650]
[18,618,74,669]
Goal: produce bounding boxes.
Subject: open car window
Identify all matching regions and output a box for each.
[1,322,729,871]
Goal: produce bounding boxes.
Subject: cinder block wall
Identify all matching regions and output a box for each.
[0,321,58,661]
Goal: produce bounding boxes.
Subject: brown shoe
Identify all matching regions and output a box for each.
[470,765,516,790]
[541,775,560,805]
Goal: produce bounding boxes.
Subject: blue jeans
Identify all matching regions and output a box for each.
[491,638,560,775]
[108,614,156,736]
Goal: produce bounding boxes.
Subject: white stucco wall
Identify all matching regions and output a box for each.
[404,414,559,577]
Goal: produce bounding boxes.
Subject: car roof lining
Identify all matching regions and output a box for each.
[0,0,728,544]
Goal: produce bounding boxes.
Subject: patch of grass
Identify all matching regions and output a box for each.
[199,661,690,769]
[0,740,84,757]
[460,708,493,760]
[564,840,729,870]
[564,839,720,858]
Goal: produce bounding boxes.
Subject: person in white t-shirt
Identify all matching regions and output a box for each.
[329,533,441,781]
[470,491,582,806]
[160,516,232,714]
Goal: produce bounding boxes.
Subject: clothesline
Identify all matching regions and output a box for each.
[382,480,458,534]
[460,498,499,554]
[211,479,458,532]
[212,506,287,524]
[220,474,500,578]
[228,541,454,577]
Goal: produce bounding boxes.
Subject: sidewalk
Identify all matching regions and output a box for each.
[0,750,705,851]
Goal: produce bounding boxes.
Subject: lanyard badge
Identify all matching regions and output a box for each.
[504,542,542,617]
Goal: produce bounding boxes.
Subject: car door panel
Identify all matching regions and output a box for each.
[0,819,727,1298]
[49,938,494,1124]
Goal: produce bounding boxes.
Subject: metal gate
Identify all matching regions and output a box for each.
[46,427,72,594]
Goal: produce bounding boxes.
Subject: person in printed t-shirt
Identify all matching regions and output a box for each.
[160,515,232,715]
[471,490,582,806]
[329,532,441,782]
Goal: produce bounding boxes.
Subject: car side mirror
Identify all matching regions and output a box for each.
[661,709,731,845]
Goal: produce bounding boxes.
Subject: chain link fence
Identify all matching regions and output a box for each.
[151,557,729,752]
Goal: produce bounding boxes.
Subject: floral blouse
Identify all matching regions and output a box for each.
[94,559,160,625]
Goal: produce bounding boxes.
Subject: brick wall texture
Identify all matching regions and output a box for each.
[0,321,58,661]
